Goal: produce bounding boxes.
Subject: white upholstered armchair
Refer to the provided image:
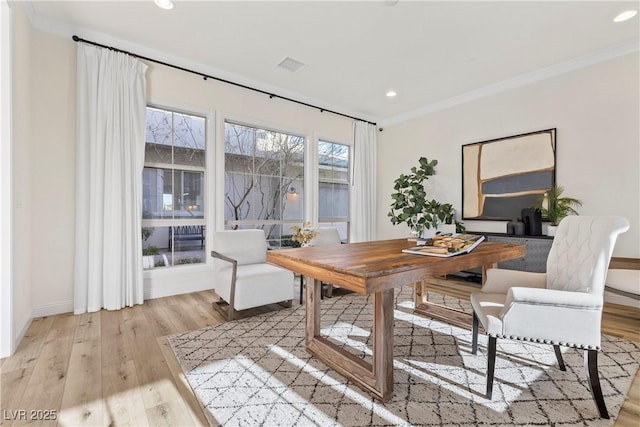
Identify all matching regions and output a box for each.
[470,216,629,419]
[211,229,294,320]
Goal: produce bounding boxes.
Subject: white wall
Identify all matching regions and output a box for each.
[1,0,14,357]
[10,0,33,351]
[22,27,353,314]
[29,29,76,316]
[15,16,639,322]
[377,52,640,259]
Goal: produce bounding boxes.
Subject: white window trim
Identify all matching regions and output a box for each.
[316,136,351,232]
[218,112,313,231]
[143,99,215,278]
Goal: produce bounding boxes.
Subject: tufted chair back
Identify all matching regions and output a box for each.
[546,216,630,294]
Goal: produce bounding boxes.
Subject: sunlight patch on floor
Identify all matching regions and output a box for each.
[269,345,412,427]
[200,355,336,426]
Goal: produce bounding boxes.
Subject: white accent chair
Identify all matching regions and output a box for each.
[211,229,294,321]
[470,216,629,419]
[299,227,342,304]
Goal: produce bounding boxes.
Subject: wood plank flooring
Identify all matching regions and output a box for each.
[1,279,638,426]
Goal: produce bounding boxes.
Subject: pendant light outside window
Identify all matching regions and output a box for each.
[154,0,174,10]
[613,10,637,22]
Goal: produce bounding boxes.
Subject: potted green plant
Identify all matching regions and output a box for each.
[423,201,467,234]
[536,185,583,236]
[142,227,158,269]
[388,157,438,239]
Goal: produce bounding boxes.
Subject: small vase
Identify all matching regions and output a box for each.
[422,228,437,239]
[301,242,311,247]
[437,224,456,235]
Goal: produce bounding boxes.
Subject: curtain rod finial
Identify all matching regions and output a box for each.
[72,35,80,42]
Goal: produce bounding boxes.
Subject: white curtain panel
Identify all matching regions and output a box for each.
[74,44,147,314]
[349,122,377,242]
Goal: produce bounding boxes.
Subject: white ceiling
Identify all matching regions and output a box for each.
[27,1,640,125]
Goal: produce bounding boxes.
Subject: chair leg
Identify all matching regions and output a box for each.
[486,336,497,399]
[553,345,566,371]
[585,349,610,419]
[325,284,333,298]
[211,299,234,321]
[299,275,304,305]
[471,311,479,355]
[301,276,326,304]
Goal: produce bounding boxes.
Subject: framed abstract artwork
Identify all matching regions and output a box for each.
[462,129,556,220]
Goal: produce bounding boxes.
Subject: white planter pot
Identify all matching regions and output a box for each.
[546,225,558,237]
[437,224,457,235]
[422,228,437,239]
[143,255,155,269]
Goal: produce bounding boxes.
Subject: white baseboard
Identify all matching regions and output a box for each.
[32,300,74,318]
[14,314,32,353]
[144,280,213,300]
[605,291,640,309]
[27,282,212,318]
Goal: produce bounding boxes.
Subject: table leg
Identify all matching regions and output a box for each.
[373,288,394,398]
[413,279,474,330]
[482,263,497,284]
[305,285,395,401]
[305,278,321,345]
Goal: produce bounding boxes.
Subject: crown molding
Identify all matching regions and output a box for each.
[379,40,639,128]
[23,4,637,129]
[27,9,377,125]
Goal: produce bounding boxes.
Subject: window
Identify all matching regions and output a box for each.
[318,140,350,241]
[224,121,304,248]
[142,106,206,269]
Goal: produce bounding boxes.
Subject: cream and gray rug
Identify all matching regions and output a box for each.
[168,288,640,426]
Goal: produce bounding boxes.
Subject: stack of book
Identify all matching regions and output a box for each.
[402,233,485,258]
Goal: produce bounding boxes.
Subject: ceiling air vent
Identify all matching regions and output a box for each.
[277,57,305,72]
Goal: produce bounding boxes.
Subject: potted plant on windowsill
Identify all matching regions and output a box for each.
[535,185,583,236]
[388,157,439,239]
[142,226,157,269]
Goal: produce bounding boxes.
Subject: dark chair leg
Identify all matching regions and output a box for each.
[299,275,304,305]
[301,276,325,304]
[585,349,610,419]
[553,345,566,371]
[471,311,479,355]
[486,336,497,399]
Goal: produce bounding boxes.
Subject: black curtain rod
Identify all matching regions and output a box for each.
[72,35,377,126]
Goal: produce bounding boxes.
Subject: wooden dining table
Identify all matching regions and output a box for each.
[267,238,525,401]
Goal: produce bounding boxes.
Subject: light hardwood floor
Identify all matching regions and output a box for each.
[1,280,638,426]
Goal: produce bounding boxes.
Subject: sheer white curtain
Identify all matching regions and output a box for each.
[74,43,147,314]
[349,121,377,242]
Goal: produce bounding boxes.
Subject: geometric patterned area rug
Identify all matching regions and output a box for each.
[168,287,640,426]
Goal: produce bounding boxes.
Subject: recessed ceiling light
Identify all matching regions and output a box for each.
[154,0,174,10]
[613,10,637,22]
[386,91,397,98]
